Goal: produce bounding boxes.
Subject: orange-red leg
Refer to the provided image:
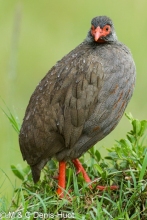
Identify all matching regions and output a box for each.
[72,159,118,190]
[56,161,66,198]
[72,159,91,183]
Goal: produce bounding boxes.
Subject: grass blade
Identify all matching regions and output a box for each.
[139,151,147,181]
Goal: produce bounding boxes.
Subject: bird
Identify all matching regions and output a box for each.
[19,15,136,198]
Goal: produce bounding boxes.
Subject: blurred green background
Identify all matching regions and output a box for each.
[0,0,147,200]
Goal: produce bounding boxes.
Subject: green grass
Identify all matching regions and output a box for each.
[1,1,147,209]
[0,111,147,219]
[1,2,147,219]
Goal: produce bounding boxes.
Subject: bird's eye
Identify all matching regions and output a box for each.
[104,25,110,32]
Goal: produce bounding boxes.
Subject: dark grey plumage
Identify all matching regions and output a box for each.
[19,16,136,183]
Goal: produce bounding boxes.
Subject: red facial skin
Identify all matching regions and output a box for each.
[91,25,111,42]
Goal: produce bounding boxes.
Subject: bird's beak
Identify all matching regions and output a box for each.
[91,26,103,41]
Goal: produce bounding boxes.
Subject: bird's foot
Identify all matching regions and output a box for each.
[56,160,118,199]
[72,159,119,191]
[96,185,118,190]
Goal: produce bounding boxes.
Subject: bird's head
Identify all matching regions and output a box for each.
[86,16,118,43]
